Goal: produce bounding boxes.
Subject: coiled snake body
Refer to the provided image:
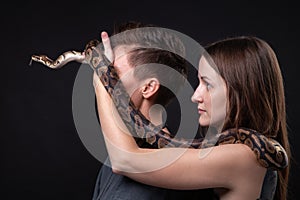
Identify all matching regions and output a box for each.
[31,39,288,170]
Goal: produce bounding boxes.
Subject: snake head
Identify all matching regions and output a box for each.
[30,55,53,66]
[31,54,51,61]
[31,55,42,62]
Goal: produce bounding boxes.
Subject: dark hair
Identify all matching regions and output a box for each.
[111,21,188,106]
[128,48,187,105]
[205,36,290,200]
[111,21,186,58]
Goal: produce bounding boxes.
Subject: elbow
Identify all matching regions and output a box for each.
[109,155,133,175]
[107,145,145,174]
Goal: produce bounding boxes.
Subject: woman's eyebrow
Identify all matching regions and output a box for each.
[200,76,212,82]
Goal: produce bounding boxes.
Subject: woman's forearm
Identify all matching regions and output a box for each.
[93,72,138,150]
[94,72,151,172]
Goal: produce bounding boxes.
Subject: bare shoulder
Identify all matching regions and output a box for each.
[209,144,266,193]
[213,143,258,165]
[209,144,266,172]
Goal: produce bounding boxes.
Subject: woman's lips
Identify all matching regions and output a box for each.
[198,108,206,114]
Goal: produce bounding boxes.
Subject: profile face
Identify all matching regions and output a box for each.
[191,57,227,128]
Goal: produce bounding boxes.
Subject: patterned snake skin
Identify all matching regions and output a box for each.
[30,39,288,170]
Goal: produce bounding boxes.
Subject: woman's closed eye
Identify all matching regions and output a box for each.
[205,81,213,90]
[200,78,213,90]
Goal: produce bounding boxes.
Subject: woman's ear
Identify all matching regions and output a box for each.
[141,78,160,99]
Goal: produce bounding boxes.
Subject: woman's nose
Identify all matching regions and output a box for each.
[191,85,204,103]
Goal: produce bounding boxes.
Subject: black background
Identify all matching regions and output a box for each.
[1,0,299,199]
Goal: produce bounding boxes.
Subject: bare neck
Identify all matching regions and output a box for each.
[139,101,164,127]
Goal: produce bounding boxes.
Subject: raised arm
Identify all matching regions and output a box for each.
[93,73,266,193]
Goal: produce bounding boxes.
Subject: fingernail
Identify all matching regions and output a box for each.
[101,32,108,39]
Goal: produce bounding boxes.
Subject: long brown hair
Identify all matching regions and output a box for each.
[205,36,291,200]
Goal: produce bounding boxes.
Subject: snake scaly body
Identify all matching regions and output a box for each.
[30,39,288,170]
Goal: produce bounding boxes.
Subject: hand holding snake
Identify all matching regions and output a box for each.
[30,32,288,170]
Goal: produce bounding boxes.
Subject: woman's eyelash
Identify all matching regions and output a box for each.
[205,82,212,89]
[199,77,213,90]
[202,79,212,89]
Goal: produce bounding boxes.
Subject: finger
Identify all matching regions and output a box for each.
[101,31,114,63]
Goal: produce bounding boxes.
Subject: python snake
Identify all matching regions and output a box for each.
[30,39,288,170]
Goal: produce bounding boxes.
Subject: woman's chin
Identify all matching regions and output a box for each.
[199,118,210,127]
